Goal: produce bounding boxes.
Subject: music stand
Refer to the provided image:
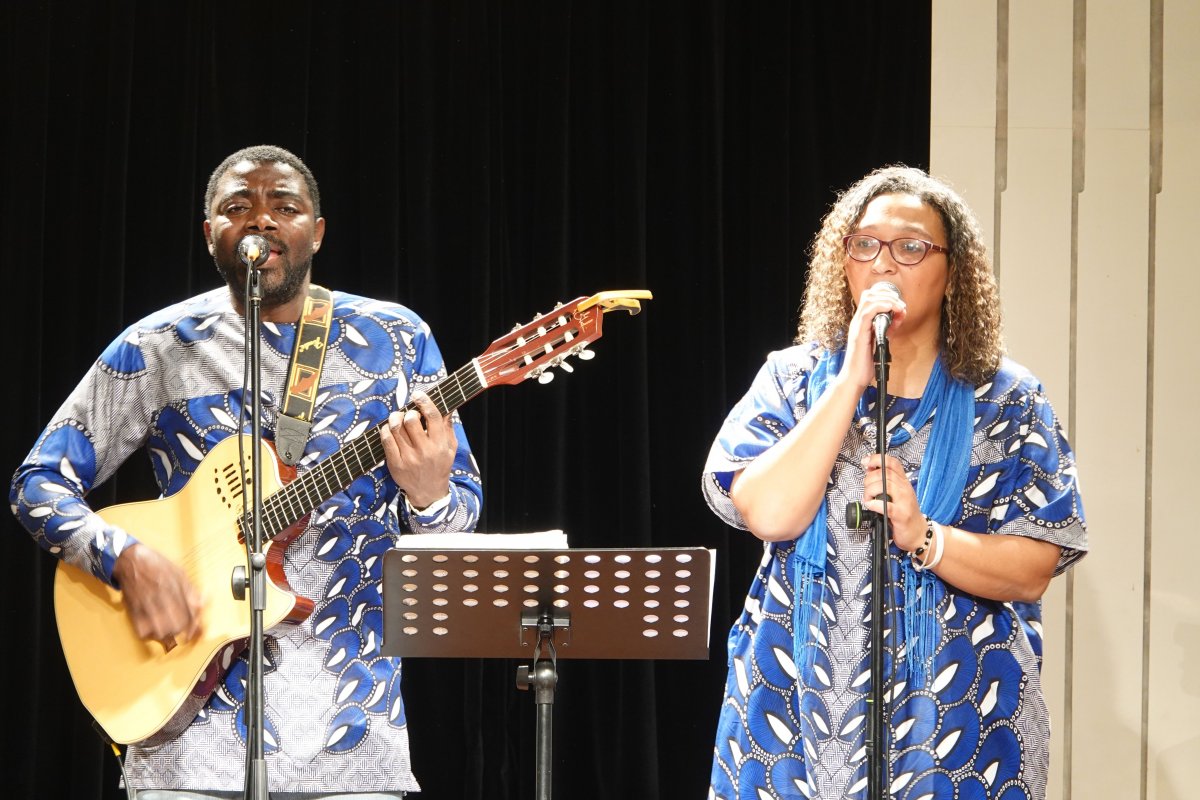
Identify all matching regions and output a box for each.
[382,545,715,800]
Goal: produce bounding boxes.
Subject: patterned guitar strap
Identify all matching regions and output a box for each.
[276,284,333,466]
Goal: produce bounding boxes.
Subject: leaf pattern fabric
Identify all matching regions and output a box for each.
[703,344,1087,800]
[11,288,482,792]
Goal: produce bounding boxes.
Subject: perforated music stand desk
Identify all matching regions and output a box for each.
[381,546,714,800]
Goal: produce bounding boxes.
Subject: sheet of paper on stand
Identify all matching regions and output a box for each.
[395,530,569,549]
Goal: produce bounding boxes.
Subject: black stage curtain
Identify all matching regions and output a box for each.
[0,2,929,798]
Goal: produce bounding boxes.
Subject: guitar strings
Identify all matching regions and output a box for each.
[168,309,596,619]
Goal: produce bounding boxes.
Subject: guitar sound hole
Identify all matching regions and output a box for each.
[215,467,246,510]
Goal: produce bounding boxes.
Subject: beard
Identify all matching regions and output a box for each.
[214,237,312,311]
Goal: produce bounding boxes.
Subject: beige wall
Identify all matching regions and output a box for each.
[931,1,1200,798]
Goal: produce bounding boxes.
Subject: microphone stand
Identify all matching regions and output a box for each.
[232,252,270,800]
[866,319,891,800]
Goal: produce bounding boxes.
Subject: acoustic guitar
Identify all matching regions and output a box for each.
[53,290,651,745]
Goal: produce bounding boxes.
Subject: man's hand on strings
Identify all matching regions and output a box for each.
[381,391,457,511]
[113,543,205,649]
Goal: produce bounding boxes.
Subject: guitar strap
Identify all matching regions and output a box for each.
[276,284,333,466]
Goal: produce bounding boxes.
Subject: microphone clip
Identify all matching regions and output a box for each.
[872,324,891,375]
[872,312,892,348]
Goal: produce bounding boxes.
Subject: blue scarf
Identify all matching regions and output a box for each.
[791,348,974,688]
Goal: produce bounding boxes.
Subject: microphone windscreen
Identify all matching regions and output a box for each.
[876,281,902,301]
[238,235,270,268]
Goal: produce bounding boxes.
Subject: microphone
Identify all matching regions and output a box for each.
[237,235,270,269]
[871,281,902,346]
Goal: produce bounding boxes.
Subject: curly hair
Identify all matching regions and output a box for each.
[796,165,1004,384]
[204,144,321,219]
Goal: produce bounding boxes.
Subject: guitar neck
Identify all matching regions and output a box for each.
[248,289,650,536]
[258,360,486,535]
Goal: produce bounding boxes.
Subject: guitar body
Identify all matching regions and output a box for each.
[53,434,314,745]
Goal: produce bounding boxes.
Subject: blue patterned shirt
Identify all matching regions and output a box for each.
[703,343,1087,800]
[11,287,482,793]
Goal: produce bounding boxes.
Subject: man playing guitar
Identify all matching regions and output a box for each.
[11,145,483,799]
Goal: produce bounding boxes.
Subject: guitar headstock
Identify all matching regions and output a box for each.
[477,290,652,387]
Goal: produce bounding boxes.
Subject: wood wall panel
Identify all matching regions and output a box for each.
[1147,1,1200,796]
[930,1,1200,798]
[999,128,1074,799]
[1072,125,1150,800]
[1003,6,1076,797]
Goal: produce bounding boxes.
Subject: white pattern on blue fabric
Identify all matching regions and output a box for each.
[11,288,482,793]
[702,343,1087,800]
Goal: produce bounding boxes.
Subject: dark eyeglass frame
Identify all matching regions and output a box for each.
[842,234,949,266]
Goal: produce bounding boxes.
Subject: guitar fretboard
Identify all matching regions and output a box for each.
[245,359,486,538]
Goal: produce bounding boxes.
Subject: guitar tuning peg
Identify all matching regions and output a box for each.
[576,348,596,361]
[538,371,555,385]
[558,361,574,373]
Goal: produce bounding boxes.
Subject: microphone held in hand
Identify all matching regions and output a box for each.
[237,235,270,269]
[871,281,902,346]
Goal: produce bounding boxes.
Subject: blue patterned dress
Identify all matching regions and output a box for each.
[11,287,482,793]
[702,344,1087,800]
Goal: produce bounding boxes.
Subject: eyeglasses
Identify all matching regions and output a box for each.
[842,234,948,266]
